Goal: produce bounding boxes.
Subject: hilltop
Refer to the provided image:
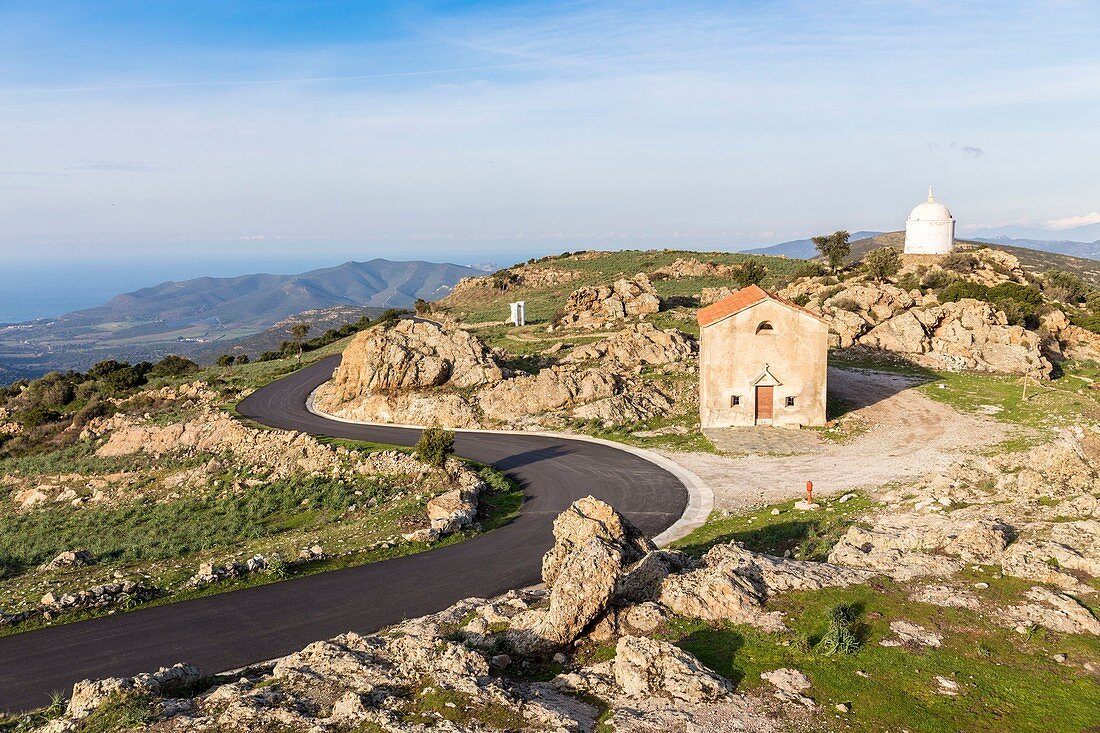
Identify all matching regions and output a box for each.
[0,259,479,380]
[846,232,1100,286]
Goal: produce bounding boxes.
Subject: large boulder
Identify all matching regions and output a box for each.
[613,635,731,702]
[541,496,657,586]
[321,320,504,397]
[558,274,662,328]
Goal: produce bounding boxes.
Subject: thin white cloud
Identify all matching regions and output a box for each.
[1044,212,1100,230]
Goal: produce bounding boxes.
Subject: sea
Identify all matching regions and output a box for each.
[0,256,339,324]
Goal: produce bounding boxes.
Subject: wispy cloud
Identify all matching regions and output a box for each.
[961,146,984,158]
[1044,212,1100,230]
[69,161,173,173]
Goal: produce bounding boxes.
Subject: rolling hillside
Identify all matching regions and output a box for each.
[847,232,1100,286]
[0,259,479,380]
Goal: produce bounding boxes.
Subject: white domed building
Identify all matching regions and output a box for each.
[904,187,955,255]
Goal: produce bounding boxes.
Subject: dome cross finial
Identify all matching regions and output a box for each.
[928,185,935,203]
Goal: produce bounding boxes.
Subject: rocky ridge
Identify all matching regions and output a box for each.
[313,320,680,430]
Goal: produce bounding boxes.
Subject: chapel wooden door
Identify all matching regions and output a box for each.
[755,385,774,422]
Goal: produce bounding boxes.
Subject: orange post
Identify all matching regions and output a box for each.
[806,480,814,504]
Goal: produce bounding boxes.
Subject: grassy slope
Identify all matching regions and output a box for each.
[438,249,805,328]
[0,342,524,637]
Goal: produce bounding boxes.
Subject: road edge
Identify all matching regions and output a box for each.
[305,383,713,546]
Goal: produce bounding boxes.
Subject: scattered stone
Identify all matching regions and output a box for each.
[935,676,960,695]
[880,620,942,648]
[761,668,814,707]
[39,549,93,572]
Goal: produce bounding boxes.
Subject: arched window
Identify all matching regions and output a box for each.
[756,321,774,334]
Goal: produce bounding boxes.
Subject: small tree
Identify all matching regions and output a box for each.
[812,230,851,272]
[216,354,235,375]
[414,298,431,315]
[732,260,768,288]
[290,322,312,365]
[864,247,901,281]
[235,353,250,366]
[415,426,455,468]
[491,271,519,294]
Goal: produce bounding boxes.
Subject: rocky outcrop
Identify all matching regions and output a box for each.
[509,497,659,652]
[649,258,736,281]
[1040,309,1100,362]
[558,274,662,328]
[312,319,677,429]
[999,586,1100,636]
[860,299,1051,376]
[659,543,874,630]
[562,323,697,368]
[829,514,1014,580]
[541,496,657,586]
[320,320,505,398]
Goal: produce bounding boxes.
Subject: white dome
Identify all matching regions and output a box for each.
[904,186,955,255]
[907,188,953,222]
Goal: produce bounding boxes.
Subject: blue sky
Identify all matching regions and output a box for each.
[2,0,1099,267]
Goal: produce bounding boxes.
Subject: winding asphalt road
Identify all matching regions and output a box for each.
[0,355,688,713]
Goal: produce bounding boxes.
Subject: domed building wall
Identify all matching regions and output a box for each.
[904,188,955,255]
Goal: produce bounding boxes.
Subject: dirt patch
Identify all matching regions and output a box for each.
[662,368,1013,511]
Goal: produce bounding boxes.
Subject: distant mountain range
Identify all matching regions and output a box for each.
[0,259,481,380]
[749,228,1100,264]
[744,231,885,259]
[969,221,1100,243]
[969,236,1100,261]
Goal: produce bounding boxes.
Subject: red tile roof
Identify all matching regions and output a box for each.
[696,284,826,327]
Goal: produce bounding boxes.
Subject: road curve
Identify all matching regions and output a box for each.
[0,355,688,713]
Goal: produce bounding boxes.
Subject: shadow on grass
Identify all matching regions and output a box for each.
[677,519,835,560]
[676,627,747,687]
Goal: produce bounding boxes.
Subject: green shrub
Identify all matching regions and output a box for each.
[1043,269,1090,303]
[831,297,862,312]
[149,355,199,378]
[921,269,954,290]
[794,262,827,279]
[863,247,901,280]
[731,260,768,288]
[814,604,861,656]
[940,252,979,273]
[416,427,456,468]
[939,281,989,303]
[896,272,922,292]
[791,293,811,307]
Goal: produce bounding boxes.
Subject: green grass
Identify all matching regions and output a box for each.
[440,249,804,326]
[398,680,527,729]
[672,494,875,561]
[661,580,1100,733]
[0,460,524,638]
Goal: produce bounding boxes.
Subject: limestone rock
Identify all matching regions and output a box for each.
[426,484,480,534]
[879,620,942,648]
[39,549,93,572]
[760,667,814,707]
[558,274,662,328]
[542,496,657,587]
[324,319,504,396]
[860,299,1051,376]
[562,323,697,368]
[660,543,872,630]
[1000,587,1100,636]
[613,635,731,702]
[521,537,623,652]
